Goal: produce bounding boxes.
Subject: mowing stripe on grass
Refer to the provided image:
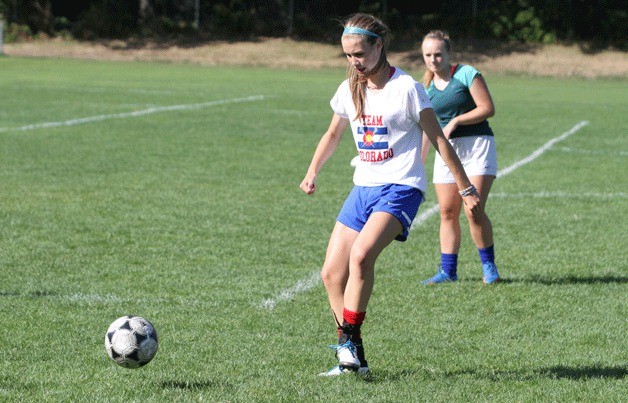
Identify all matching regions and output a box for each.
[264,120,589,309]
[0,95,265,133]
[554,146,628,156]
[490,192,626,199]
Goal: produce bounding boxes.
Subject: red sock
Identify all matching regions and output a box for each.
[343,308,366,326]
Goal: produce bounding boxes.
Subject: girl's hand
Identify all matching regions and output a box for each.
[300,174,317,195]
[462,192,482,220]
[442,119,458,139]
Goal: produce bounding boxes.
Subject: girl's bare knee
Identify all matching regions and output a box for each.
[320,265,345,288]
[440,206,459,222]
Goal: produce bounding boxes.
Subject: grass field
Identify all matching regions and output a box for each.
[0,56,626,401]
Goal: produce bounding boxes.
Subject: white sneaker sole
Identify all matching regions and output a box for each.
[319,366,370,377]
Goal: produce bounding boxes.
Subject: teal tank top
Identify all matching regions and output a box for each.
[425,64,494,138]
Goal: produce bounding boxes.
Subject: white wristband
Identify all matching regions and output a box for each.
[459,185,476,197]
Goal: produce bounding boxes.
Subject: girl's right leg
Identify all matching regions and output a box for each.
[319,222,365,376]
[435,183,463,254]
[320,221,359,325]
[422,183,463,284]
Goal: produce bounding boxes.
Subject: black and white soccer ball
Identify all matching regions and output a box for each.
[105,315,158,368]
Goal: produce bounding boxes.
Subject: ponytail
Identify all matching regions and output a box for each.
[422,70,435,88]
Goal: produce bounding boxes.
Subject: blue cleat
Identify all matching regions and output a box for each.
[422,268,457,285]
[482,262,501,284]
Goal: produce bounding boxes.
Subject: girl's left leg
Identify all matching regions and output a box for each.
[463,175,494,247]
[341,212,401,368]
[321,212,402,376]
[344,211,403,312]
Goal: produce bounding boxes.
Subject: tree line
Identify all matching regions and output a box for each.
[1,0,625,49]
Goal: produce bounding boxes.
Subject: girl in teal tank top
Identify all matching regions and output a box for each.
[420,30,501,285]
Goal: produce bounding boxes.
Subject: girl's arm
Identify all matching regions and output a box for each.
[300,113,350,195]
[442,75,495,137]
[421,131,431,165]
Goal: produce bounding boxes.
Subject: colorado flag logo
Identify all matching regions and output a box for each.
[357,126,388,150]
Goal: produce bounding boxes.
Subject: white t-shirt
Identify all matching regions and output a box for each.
[330,67,433,192]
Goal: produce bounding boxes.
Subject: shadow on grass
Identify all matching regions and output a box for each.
[455,278,517,285]
[444,365,628,382]
[455,275,627,285]
[370,364,626,383]
[160,379,233,391]
[506,275,628,285]
[544,365,627,380]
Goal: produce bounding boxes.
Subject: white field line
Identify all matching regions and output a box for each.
[6,83,178,96]
[497,120,589,177]
[1,292,164,305]
[410,203,441,229]
[2,292,228,308]
[0,95,265,133]
[260,120,590,309]
[258,271,322,310]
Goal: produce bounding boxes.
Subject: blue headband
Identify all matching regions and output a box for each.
[343,26,381,38]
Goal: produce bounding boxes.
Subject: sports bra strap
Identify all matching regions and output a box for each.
[450,63,459,77]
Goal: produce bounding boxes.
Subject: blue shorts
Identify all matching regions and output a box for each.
[337,184,423,242]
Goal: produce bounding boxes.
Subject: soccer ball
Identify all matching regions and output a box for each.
[105,315,159,368]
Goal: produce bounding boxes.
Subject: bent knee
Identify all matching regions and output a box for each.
[349,247,376,274]
[320,266,345,287]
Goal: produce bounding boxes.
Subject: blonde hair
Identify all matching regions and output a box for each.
[342,13,389,121]
[421,30,452,88]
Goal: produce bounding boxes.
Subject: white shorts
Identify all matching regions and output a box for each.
[433,135,497,184]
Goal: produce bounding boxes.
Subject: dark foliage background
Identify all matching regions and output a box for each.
[0,0,625,49]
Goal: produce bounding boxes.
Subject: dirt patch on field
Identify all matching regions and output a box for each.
[4,37,627,79]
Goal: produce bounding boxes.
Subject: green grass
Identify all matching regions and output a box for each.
[0,56,626,401]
